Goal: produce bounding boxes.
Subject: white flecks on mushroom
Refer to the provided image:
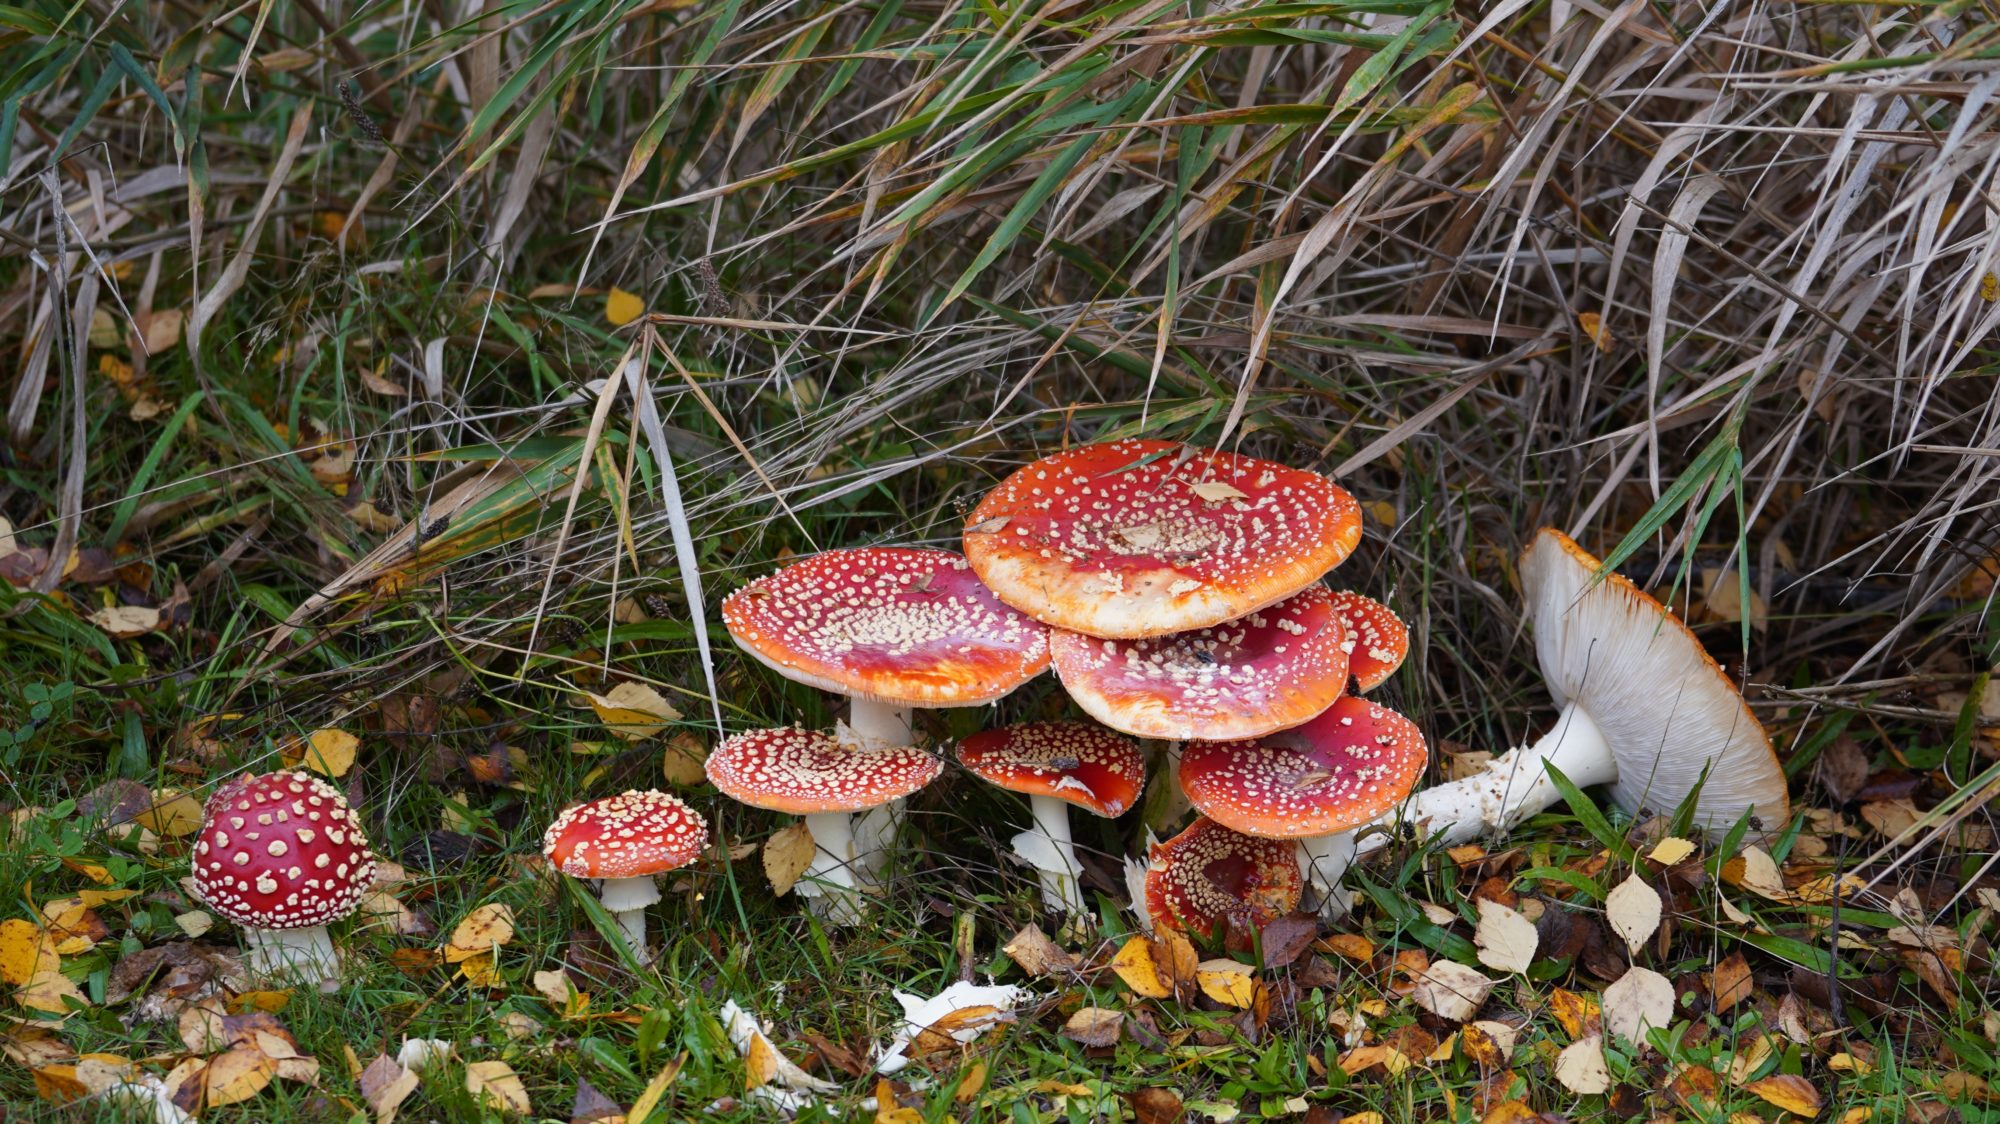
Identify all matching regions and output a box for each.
[543,790,709,959]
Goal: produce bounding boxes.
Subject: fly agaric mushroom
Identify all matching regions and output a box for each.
[189,771,375,982]
[543,790,709,956]
[957,722,1147,917]
[1327,590,1410,692]
[1142,816,1302,952]
[1049,584,1351,741]
[1360,528,1788,856]
[723,547,1049,881]
[705,727,942,924]
[1179,696,1428,917]
[963,439,1362,639]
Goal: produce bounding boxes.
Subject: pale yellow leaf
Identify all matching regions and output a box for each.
[1473,898,1537,975]
[466,1060,532,1114]
[1554,1035,1610,1094]
[1606,873,1663,955]
[763,822,816,898]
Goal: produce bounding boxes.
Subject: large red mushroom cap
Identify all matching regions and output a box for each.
[1144,817,1301,951]
[963,439,1363,638]
[1179,696,1428,838]
[722,547,1050,707]
[1049,585,1350,740]
[543,790,710,878]
[1327,590,1409,692]
[705,727,942,814]
[956,722,1146,818]
[189,771,375,930]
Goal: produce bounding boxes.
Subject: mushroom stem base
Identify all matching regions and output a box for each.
[801,812,866,925]
[597,876,661,958]
[1296,832,1358,920]
[1010,795,1087,916]
[1363,701,1616,854]
[244,925,338,984]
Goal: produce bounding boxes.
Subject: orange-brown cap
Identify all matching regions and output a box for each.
[1049,585,1350,740]
[1144,817,1301,952]
[963,439,1362,639]
[705,727,942,814]
[1178,696,1428,838]
[542,790,710,879]
[1326,590,1409,692]
[722,547,1050,707]
[956,722,1147,818]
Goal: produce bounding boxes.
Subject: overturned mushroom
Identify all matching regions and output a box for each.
[1142,816,1302,952]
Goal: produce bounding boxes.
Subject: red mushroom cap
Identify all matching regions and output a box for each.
[542,790,710,879]
[1178,696,1428,838]
[963,439,1363,638]
[1049,585,1350,740]
[705,727,943,814]
[1144,816,1301,952]
[189,771,375,931]
[722,547,1051,707]
[956,722,1147,818]
[1327,590,1410,692]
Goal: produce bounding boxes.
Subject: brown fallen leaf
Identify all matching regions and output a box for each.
[1062,1007,1125,1048]
[763,822,817,898]
[204,1044,277,1108]
[1709,950,1754,1012]
[1002,924,1077,977]
[1130,1087,1185,1124]
[359,1053,420,1123]
[1259,914,1320,969]
[570,1076,625,1123]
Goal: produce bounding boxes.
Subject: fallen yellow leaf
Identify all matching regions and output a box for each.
[606,287,645,327]
[466,1060,532,1114]
[1196,959,1257,1009]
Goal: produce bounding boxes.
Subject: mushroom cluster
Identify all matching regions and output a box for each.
[960,438,1424,922]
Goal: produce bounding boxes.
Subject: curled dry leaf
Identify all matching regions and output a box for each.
[1473,898,1537,975]
[720,999,836,1097]
[1554,1035,1611,1094]
[1410,960,1496,1023]
[1061,1007,1125,1048]
[762,822,817,898]
[465,1060,532,1115]
[1601,966,1675,1046]
[1743,1073,1822,1117]
[1605,874,1663,956]
[1460,1021,1517,1068]
[1720,847,1790,902]
[877,982,1030,1074]
[585,681,680,741]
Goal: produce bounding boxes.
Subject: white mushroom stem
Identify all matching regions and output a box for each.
[597,876,661,955]
[846,700,915,888]
[1295,832,1358,920]
[1009,795,1088,916]
[243,925,338,983]
[801,811,867,926]
[1356,702,1618,858]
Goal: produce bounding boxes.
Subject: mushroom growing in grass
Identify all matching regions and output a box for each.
[957,722,1146,917]
[1359,528,1789,856]
[963,438,1363,639]
[1142,816,1302,952]
[543,790,709,957]
[189,771,375,983]
[1179,696,1428,917]
[1326,590,1410,693]
[722,547,1049,880]
[705,727,942,925]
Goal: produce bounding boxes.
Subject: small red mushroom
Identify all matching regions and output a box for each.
[189,771,375,982]
[705,727,941,924]
[1049,585,1351,741]
[1142,816,1301,952]
[1326,590,1410,692]
[957,722,1146,917]
[1179,696,1427,916]
[543,790,709,957]
[962,439,1363,638]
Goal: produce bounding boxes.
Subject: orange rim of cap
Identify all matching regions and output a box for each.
[1050,585,1350,740]
[963,439,1362,639]
[1144,816,1302,953]
[542,790,711,879]
[956,722,1147,818]
[722,547,1051,707]
[1178,696,1428,838]
[705,727,942,814]
[1326,590,1410,692]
